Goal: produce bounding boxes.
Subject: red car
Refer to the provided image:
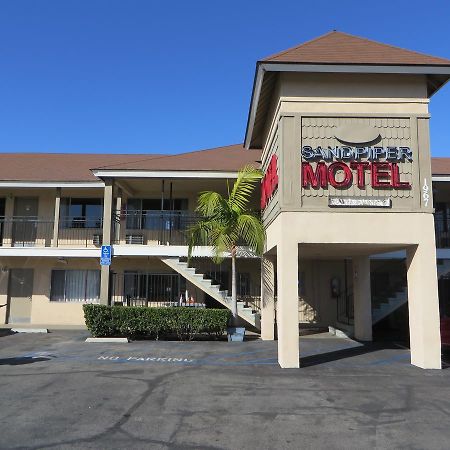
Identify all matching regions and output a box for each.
[441,317,450,348]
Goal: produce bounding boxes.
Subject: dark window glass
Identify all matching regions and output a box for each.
[61,198,102,228]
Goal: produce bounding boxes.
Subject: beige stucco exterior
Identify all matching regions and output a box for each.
[258,70,442,369]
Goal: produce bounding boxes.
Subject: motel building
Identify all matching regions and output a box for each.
[1,32,450,369]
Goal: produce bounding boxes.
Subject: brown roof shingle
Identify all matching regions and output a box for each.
[263,31,450,66]
[431,158,450,176]
[0,153,163,182]
[93,144,262,172]
[0,145,263,182]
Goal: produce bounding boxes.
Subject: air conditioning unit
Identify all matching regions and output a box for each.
[92,234,102,247]
[125,234,144,245]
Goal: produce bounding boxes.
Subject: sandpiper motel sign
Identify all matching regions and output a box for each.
[301,145,412,190]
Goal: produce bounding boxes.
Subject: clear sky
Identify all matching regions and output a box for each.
[0,0,449,156]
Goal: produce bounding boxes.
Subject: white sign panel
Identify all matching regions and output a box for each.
[328,197,391,208]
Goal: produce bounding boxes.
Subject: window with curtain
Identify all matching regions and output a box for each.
[50,270,100,303]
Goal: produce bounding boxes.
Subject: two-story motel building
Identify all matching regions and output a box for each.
[1,32,450,369]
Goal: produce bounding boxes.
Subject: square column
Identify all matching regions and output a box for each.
[261,255,275,340]
[277,241,299,368]
[353,255,372,341]
[406,223,441,369]
[52,187,61,247]
[100,180,113,306]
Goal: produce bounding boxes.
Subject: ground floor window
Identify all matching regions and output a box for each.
[50,270,100,303]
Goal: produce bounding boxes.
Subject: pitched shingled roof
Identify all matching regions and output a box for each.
[263,31,450,66]
[0,153,163,182]
[93,144,262,172]
[0,145,262,182]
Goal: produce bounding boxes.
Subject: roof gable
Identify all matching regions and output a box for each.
[263,31,450,66]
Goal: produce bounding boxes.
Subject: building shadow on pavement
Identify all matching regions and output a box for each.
[300,341,407,368]
[0,356,51,366]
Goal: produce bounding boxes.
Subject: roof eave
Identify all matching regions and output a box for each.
[244,63,265,150]
[245,62,450,150]
[92,169,240,179]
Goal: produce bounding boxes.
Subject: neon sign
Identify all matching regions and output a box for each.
[261,154,278,209]
[301,146,412,190]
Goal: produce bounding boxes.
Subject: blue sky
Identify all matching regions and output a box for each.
[0,0,449,156]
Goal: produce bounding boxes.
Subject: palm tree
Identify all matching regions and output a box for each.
[188,165,265,321]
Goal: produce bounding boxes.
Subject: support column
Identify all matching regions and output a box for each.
[353,255,372,341]
[3,195,14,246]
[277,240,299,368]
[406,222,441,369]
[52,188,61,247]
[114,187,122,245]
[261,255,275,340]
[100,180,113,306]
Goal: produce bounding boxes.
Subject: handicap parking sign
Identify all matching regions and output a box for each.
[100,245,112,266]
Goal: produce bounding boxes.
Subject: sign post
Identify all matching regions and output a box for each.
[100,245,112,266]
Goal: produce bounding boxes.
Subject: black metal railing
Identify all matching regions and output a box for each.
[112,210,198,246]
[186,257,261,312]
[0,216,103,248]
[110,272,206,308]
[0,216,53,247]
[58,216,103,247]
[337,290,354,325]
[435,217,450,248]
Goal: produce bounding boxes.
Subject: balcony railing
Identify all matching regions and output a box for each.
[112,210,198,246]
[0,216,103,248]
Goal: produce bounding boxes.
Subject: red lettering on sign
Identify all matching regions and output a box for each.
[302,162,328,189]
[328,162,353,189]
[261,155,279,209]
[391,163,411,189]
[350,161,370,189]
[372,162,391,188]
[300,161,412,190]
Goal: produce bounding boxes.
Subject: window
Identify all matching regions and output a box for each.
[126,198,188,230]
[60,198,103,228]
[50,270,100,303]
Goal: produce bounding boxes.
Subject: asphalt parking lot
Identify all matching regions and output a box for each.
[1,330,450,450]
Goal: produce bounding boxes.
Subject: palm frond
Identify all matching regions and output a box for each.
[233,213,265,256]
[195,191,227,217]
[187,220,214,260]
[228,165,262,213]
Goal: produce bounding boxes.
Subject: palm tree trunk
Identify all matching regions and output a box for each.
[231,250,237,321]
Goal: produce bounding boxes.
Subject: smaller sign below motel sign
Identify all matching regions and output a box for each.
[328,197,391,208]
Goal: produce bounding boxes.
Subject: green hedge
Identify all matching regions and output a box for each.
[83,304,231,340]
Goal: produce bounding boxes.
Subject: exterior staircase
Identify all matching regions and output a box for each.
[160,257,260,329]
[371,258,450,324]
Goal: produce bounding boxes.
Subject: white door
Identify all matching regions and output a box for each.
[7,269,34,323]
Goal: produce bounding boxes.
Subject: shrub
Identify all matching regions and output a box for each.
[83,304,231,340]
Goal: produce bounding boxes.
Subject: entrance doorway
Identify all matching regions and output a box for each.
[371,259,409,343]
[12,197,38,246]
[7,269,34,323]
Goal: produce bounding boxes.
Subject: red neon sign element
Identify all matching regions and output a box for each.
[261,155,279,209]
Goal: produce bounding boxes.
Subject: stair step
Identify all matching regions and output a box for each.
[159,257,258,329]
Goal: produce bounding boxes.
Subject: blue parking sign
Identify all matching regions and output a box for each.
[100,245,112,266]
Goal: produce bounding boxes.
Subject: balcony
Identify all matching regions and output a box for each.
[112,210,198,246]
[0,216,103,248]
